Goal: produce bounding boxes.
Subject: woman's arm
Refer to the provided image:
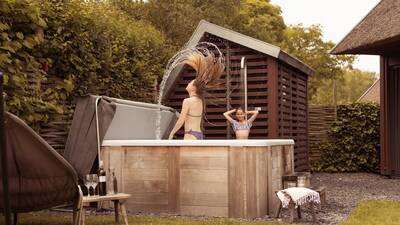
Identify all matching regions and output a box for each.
[223,109,237,123]
[246,110,259,123]
[169,99,190,139]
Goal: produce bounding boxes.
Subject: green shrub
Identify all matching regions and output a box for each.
[312,103,380,172]
[38,1,172,100]
[1,0,173,128]
[0,0,61,127]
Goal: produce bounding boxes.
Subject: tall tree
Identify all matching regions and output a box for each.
[236,0,286,45]
[280,24,355,102]
[112,0,286,48]
[311,69,378,105]
[145,0,242,47]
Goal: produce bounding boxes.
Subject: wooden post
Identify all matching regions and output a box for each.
[380,56,389,175]
[0,72,12,225]
[267,57,279,138]
[113,200,120,223]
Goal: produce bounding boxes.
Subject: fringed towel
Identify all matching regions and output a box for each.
[277,187,320,208]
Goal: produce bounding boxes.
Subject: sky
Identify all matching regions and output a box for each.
[270,0,381,73]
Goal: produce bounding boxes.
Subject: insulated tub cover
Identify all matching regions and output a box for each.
[103,98,178,140]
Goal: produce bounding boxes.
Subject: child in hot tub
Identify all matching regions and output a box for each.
[223,108,259,139]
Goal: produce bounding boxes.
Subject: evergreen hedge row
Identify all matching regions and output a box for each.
[312,103,380,172]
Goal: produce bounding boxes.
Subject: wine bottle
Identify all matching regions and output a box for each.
[112,169,118,194]
[98,161,107,196]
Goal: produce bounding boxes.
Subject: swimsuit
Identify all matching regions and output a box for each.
[185,110,203,139]
[185,129,204,140]
[232,121,252,131]
[187,113,202,118]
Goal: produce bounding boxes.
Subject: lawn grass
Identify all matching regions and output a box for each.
[341,200,400,225]
[0,212,295,225]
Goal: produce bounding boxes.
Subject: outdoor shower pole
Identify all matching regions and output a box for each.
[0,72,12,225]
[95,97,101,164]
[241,57,248,121]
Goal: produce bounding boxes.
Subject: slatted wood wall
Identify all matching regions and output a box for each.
[165,33,310,171]
[277,64,309,171]
[39,77,72,154]
[308,105,336,163]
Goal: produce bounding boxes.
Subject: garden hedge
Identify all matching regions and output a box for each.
[312,103,380,172]
[0,0,173,128]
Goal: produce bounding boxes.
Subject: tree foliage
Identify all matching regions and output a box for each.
[312,103,380,172]
[0,0,59,126]
[312,69,378,105]
[280,24,355,102]
[1,0,377,128]
[1,0,172,127]
[112,0,285,47]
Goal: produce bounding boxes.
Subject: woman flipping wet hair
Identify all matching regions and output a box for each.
[168,43,225,140]
[223,108,259,139]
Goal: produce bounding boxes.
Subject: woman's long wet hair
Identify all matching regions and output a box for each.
[184,50,225,99]
[162,42,225,132]
[184,45,225,132]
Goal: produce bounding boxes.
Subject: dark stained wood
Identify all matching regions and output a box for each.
[380,56,389,175]
[267,57,279,138]
[277,63,309,171]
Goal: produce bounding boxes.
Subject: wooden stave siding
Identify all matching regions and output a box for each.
[101,144,295,218]
[165,34,310,171]
[277,63,309,171]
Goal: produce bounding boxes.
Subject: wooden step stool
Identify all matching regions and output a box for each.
[275,190,318,223]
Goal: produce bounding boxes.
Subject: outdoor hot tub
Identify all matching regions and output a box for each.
[101,139,294,219]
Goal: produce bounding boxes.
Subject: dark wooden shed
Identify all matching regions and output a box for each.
[163,21,314,171]
[331,0,400,177]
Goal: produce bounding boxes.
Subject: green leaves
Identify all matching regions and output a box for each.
[312,103,380,172]
[0,0,57,127]
[0,0,170,129]
[16,32,24,40]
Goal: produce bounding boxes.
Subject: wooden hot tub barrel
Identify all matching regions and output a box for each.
[101,139,294,219]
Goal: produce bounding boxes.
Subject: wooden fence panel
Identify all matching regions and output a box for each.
[308,105,336,163]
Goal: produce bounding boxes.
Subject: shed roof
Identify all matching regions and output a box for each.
[357,79,380,104]
[164,20,314,97]
[331,0,400,55]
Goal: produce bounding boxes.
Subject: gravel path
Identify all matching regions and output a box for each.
[303,173,400,225]
[70,173,400,225]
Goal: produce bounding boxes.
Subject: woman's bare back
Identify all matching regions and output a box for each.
[184,96,203,133]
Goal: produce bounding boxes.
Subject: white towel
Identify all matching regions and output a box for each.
[277,187,320,208]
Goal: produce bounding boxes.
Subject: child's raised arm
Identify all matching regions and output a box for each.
[223,109,237,124]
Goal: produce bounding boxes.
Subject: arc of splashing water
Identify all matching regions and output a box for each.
[155,42,225,139]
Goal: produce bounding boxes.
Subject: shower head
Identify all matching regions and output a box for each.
[241,57,246,69]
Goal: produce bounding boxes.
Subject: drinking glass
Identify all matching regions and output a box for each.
[91,174,99,196]
[84,174,92,197]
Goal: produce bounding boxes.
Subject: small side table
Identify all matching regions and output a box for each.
[78,193,131,225]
